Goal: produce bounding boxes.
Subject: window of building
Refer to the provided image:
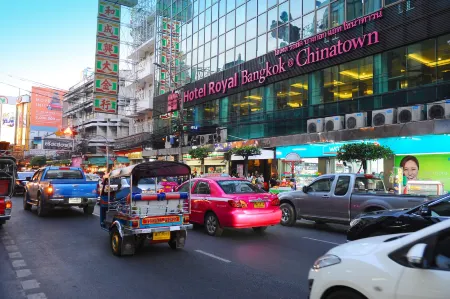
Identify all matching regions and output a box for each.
[330,0,345,28]
[211,20,218,39]
[198,28,205,46]
[205,24,211,42]
[347,0,363,21]
[364,0,381,14]
[303,0,315,14]
[247,0,257,20]
[236,5,246,25]
[290,0,302,19]
[219,34,226,53]
[246,38,257,61]
[290,18,302,43]
[205,7,212,25]
[226,29,235,50]
[316,5,329,33]
[268,30,277,52]
[226,10,236,31]
[235,43,245,63]
[212,3,219,21]
[210,56,218,73]
[303,12,315,38]
[226,48,235,65]
[257,34,267,57]
[258,0,267,14]
[267,6,278,32]
[199,0,205,12]
[437,34,450,83]
[406,39,436,89]
[236,24,246,45]
[247,18,257,40]
[268,0,277,9]
[204,42,211,59]
[258,13,267,36]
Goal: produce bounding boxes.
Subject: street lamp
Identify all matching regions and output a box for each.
[153,62,185,163]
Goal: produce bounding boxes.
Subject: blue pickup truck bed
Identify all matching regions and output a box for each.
[23,166,98,217]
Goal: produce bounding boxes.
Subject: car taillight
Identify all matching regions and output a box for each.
[5,200,12,209]
[183,214,190,224]
[270,196,280,206]
[228,200,247,208]
[131,220,139,228]
[46,185,54,196]
[0,198,5,214]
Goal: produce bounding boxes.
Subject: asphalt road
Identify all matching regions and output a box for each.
[1,196,348,299]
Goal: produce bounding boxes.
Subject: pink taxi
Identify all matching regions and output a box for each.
[178,177,281,236]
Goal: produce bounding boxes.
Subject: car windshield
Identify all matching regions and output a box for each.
[353,177,386,193]
[217,180,265,194]
[17,172,34,179]
[45,170,83,179]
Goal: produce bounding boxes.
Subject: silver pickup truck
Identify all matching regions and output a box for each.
[278,173,429,226]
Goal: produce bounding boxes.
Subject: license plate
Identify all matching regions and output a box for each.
[69,198,82,204]
[153,231,170,241]
[253,202,265,208]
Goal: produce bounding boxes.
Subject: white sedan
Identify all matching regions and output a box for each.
[308,219,450,299]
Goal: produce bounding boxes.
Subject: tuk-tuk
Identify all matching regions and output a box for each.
[99,161,193,256]
[0,148,17,227]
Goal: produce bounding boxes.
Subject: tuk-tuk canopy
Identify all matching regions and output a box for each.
[107,161,191,179]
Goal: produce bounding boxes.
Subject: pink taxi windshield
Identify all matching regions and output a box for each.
[217,180,266,194]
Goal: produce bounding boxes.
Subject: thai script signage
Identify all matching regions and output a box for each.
[275,9,383,56]
[93,0,122,115]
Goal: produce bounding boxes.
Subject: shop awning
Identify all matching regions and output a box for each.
[116,156,129,163]
[88,157,114,165]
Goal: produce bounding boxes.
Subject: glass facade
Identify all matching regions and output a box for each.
[153,32,450,139]
[155,0,416,95]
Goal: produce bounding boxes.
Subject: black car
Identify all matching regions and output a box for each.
[14,172,35,195]
[347,194,450,241]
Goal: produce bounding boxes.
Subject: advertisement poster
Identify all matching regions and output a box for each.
[30,87,65,132]
[43,138,73,150]
[395,154,450,193]
[0,104,16,144]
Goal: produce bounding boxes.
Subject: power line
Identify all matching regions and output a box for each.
[0,73,69,96]
[0,82,66,102]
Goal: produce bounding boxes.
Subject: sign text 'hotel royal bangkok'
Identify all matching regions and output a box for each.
[183,9,383,103]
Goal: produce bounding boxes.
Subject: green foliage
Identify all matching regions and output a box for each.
[188,147,211,160]
[229,145,262,158]
[336,143,393,173]
[30,156,47,167]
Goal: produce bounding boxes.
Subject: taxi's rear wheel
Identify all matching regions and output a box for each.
[205,212,223,237]
[110,227,122,256]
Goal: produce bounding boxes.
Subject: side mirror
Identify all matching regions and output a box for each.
[406,243,428,268]
[302,186,308,193]
[25,177,32,181]
[419,205,431,217]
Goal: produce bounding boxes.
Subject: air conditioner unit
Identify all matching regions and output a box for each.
[372,108,397,126]
[397,105,425,123]
[214,128,228,143]
[427,100,450,120]
[345,112,367,129]
[324,116,344,132]
[199,134,210,146]
[307,118,324,133]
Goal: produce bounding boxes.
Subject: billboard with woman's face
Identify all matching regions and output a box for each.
[395,154,450,192]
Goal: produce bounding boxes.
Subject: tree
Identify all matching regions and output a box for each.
[336,143,394,174]
[188,147,211,174]
[30,156,47,167]
[230,145,262,177]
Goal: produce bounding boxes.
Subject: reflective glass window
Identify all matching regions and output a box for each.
[258,0,267,14]
[226,29,235,50]
[330,0,345,28]
[268,30,277,52]
[278,1,289,24]
[236,0,246,7]
[247,18,257,40]
[211,20,219,39]
[194,0,199,16]
[257,34,267,56]
[199,12,205,29]
[218,52,225,71]
[236,24,246,45]
[303,0,315,13]
[303,12,315,38]
[290,0,302,19]
[198,45,204,64]
[247,0,257,20]
[219,0,226,17]
[205,7,212,25]
[380,47,407,92]
[258,13,267,35]
[187,36,192,52]
[206,0,212,8]
[290,18,302,42]
[204,42,211,59]
[365,0,381,14]
[226,11,236,31]
[205,24,211,42]
[226,48,235,64]
[193,48,198,65]
[211,38,218,56]
[235,43,245,63]
[267,0,277,9]
[199,0,205,12]
[316,5,329,33]
[236,5,246,25]
[193,32,198,49]
[246,38,257,61]
[193,16,199,32]
[212,3,219,21]
[406,39,436,88]
[219,16,226,35]
[227,0,235,12]
[198,28,205,46]
[267,7,278,32]
[347,0,362,21]
[278,25,289,48]
[210,56,217,73]
[219,34,226,52]
[437,34,450,82]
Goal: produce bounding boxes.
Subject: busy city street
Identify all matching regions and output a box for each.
[1,196,346,299]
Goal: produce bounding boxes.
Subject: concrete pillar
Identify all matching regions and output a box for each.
[383,156,395,189]
[318,158,328,175]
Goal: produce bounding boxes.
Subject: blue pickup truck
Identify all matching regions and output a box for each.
[23,166,98,217]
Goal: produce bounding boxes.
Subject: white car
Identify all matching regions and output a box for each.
[308,219,450,299]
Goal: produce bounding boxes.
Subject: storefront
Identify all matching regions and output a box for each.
[183,152,227,174]
[277,134,450,192]
[127,150,144,164]
[82,157,114,174]
[230,149,275,180]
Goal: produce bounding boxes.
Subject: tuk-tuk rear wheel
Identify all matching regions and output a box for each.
[110,227,122,256]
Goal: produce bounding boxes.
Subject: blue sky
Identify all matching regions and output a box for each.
[0,0,99,96]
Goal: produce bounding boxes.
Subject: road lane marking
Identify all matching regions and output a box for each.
[12,260,27,268]
[27,293,47,299]
[9,252,23,259]
[302,237,341,245]
[21,280,40,290]
[93,213,100,217]
[195,250,231,263]
[5,245,19,252]
[16,269,32,278]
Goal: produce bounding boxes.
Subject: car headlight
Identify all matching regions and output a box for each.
[313,254,341,270]
[350,218,361,227]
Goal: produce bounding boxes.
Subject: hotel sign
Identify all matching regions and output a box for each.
[183,9,383,104]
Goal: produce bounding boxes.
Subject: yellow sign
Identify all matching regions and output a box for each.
[128,152,143,159]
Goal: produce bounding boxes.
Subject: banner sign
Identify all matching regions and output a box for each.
[94,0,122,114]
[30,87,65,132]
[95,56,119,76]
[94,94,118,113]
[96,37,120,58]
[43,138,74,150]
